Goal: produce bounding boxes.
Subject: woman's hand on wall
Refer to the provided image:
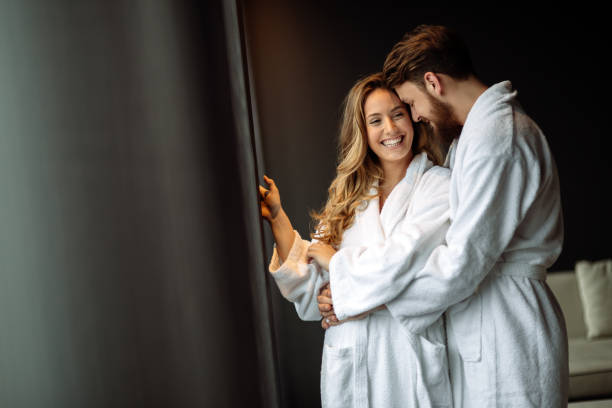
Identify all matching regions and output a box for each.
[258,175,294,262]
[259,175,281,222]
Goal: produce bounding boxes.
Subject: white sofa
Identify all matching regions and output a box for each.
[547,270,612,404]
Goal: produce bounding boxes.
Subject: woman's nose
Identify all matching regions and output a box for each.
[385,117,398,134]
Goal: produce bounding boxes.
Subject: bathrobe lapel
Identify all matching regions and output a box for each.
[379,153,427,238]
[339,153,429,408]
[355,153,428,246]
[356,189,385,245]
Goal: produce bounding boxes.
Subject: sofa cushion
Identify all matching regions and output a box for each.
[576,260,612,339]
[569,399,612,407]
[569,338,612,400]
[547,271,587,339]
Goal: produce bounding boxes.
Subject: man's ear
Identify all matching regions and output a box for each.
[423,72,443,97]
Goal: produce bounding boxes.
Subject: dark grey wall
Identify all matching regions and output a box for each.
[243,2,611,407]
[0,1,274,407]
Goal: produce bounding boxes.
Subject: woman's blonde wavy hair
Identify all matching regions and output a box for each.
[310,72,434,247]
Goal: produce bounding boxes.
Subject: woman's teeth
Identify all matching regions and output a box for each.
[382,136,403,147]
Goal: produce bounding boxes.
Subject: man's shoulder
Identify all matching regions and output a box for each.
[460,116,513,160]
[460,102,543,161]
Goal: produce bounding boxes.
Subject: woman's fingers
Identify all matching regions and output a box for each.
[260,176,280,209]
[319,303,334,314]
[306,243,320,258]
[261,201,270,218]
[317,284,333,314]
[263,175,277,192]
[259,186,270,220]
[306,247,314,258]
[258,185,269,199]
[317,294,333,312]
[317,294,332,305]
[320,310,335,318]
[321,316,340,329]
[263,174,274,186]
[319,303,332,313]
[321,310,338,322]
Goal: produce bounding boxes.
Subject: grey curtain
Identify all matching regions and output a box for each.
[0,0,278,407]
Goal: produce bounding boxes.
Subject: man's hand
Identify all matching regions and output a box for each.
[307,242,336,271]
[319,283,387,330]
[322,308,387,329]
[318,283,339,329]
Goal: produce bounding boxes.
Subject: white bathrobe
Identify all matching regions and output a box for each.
[330,81,568,407]
[269,152,453,408]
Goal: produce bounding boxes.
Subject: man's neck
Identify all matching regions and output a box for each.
[437,136,454,164]
[445,76,488,125]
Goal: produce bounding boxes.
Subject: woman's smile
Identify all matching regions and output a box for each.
[381,135,404,148]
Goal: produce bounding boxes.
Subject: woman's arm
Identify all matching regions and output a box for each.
[260,175,328,321]
[267,208,294,263]
[259,175,294,262]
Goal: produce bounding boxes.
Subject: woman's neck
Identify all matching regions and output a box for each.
[380,156,411,193]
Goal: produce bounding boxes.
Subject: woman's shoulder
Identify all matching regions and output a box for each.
[415,152,449,175]
[418,151,450,182]
[423,164,450,180]
[415,158,451,198]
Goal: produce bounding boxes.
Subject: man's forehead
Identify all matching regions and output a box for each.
[394,81,421,100]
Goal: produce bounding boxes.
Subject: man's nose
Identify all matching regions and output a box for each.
[410,107,421,122]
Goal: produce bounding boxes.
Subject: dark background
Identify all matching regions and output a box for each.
[243,2,611,407]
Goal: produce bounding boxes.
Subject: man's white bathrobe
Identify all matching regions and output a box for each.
[330,81,568,407]
[269,152,453,408]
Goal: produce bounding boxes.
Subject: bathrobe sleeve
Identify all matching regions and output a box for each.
[329,167,450,321]
[333,152,539,333]
[269,230,329,321]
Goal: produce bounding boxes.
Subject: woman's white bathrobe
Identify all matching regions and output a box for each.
[269,152,453,408]
[329,82,568,407]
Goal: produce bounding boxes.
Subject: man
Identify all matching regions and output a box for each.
[319,25,568,407]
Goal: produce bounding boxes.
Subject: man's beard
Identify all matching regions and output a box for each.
[424,93,463,160]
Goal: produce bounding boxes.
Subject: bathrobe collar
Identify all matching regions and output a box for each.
[445,81,516,171]
[463,81,517,136]
[361,152,429,242]
[444,138,459,170]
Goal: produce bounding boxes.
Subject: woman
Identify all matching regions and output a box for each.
[259,73,452,407]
